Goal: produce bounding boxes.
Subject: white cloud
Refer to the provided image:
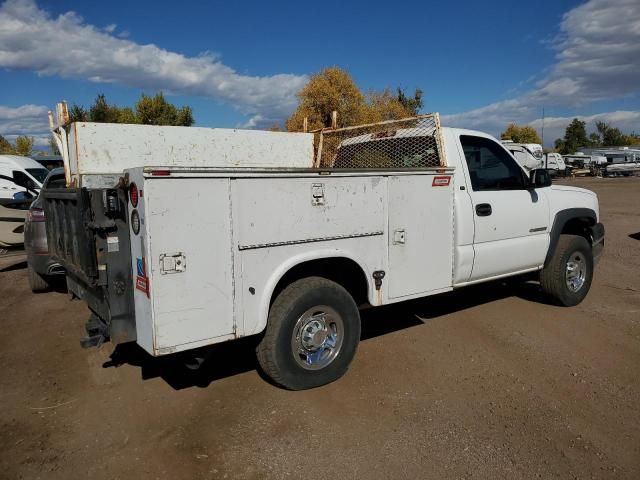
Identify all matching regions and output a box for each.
[0,104,49,146]
[443,0,640,143]
[529,110,640,144]
[0,104,48,134]
[0,0,308,127]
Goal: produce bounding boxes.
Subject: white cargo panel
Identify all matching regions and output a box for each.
[233,177,385,250]
[67,122,314,186]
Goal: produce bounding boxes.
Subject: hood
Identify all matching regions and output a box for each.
[549,184,597,198]
[546,185,600,222]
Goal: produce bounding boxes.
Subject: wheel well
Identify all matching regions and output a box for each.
[271,258,370,307]
[561,216,594,244]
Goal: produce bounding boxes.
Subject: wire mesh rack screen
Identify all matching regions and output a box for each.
[314,113,446,169]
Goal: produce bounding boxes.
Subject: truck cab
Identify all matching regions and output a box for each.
[445,128,601,285]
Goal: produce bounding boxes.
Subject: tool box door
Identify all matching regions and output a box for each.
[145,177,234,351]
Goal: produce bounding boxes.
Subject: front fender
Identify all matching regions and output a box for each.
[545,208,597,265]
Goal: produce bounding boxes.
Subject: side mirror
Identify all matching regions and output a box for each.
[529,168,552,188]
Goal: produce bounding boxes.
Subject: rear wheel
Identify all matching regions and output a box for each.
[541,234,593,306]
[28,263,50,293]
[256,277,361,390]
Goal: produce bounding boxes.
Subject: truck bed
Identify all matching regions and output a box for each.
[124,167,454,355]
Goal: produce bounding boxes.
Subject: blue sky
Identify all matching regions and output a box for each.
[1,0,639,147]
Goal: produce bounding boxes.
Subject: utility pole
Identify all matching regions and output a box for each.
[541,107,545,147]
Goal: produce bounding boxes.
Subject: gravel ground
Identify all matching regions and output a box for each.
[1,176,639,479]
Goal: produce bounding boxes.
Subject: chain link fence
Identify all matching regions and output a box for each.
[313,113,446,169]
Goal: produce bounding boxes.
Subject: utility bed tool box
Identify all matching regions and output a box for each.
[124,167,455,355]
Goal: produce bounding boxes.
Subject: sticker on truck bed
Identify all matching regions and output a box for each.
[135,257,149,297]
[432,176,451,186]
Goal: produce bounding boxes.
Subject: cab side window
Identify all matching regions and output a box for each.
[460,135,526,191]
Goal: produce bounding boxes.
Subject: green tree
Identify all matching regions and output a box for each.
[89,94,120,123]
[69,93,194,126]
[500,123,542,144]
[135,93,194,126]
[588,132,601,147]
[117,107,138,124]
[595,121,625,146]
[554,138,565,152]
[68,104,88,123]
[0,134,14,154]
[397,88,423,115]
[14,136,34,156]
[561,118,589,154]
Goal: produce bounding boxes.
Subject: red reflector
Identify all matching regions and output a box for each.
[27,208,45,222]
[129,182,139,207]
[151,170,171,176]
[432,176,451,187]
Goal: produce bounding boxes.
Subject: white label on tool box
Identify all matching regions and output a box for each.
[107,235,119,253]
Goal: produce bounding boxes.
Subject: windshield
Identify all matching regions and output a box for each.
[26,168,49,184]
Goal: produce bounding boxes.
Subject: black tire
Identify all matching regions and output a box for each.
[540,234,593,306]
[256,277,361,390]
[28,263,50,293]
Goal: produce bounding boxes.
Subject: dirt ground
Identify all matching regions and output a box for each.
[1,177,639,480]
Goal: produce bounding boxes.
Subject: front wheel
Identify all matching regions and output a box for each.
[540,234,593,306]
[256,277,361,390]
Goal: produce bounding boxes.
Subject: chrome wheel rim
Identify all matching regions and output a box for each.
[565,251,587,292]
[291,305,344,370]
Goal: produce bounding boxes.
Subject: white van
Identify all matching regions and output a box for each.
[0,155,50,199]
[544,153,567,176]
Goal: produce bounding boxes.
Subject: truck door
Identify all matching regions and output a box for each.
[457,135,550,281]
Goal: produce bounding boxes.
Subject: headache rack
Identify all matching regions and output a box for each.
[313,113,447,170]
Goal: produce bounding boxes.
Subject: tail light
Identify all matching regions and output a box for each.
[27,208,45,222]
[129,182,139,207]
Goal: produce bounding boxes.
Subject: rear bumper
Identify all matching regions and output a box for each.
[590,222,605,265]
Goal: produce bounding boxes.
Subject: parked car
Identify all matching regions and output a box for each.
[0,198,31,248]
[0,170,39,248]
[24,168,66,292]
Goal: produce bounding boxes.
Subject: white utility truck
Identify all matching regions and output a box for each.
[43,109,604,390]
